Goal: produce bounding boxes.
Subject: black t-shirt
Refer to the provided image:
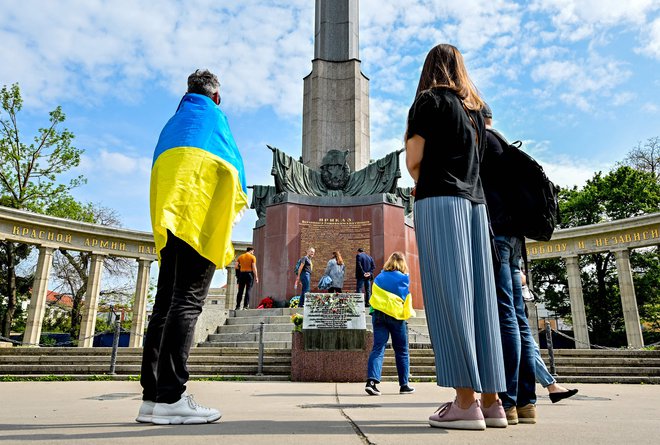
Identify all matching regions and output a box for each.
[301,256,312,275]
[406,87,486,203]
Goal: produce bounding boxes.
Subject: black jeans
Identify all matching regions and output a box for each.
[235,272,254,309]
[140,232,216,403]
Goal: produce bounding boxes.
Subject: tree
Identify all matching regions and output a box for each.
[0,83,85,336]
[622,136,660,180]
[46,199,134,339]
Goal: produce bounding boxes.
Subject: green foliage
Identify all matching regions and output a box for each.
[0,83,85,212]
[0,83,86,336]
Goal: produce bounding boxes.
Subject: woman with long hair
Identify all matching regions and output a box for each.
[405,44,507,430]
[324,251,345,293]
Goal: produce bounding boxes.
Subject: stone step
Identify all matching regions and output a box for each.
[0,364,291,375]
[218,324,296,334]
[0,347,292,356]
[554,375,660,384]
[199,341,293,349]
[553,366,660,376]
[207,332,294,343]
[544,350,660,358]
[0,355,292,365]
[542,358,660,367]
[0,374,292,382]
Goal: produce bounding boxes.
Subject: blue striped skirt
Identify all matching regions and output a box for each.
[414,196,506,393]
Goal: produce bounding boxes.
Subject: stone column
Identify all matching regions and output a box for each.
[614,249,644,348]
[129,259,152,348]
[23,246,54,346]
[225,264,237,310]
[564,255,591,349]
[78,254,105,347]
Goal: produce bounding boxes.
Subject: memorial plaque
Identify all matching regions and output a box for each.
[302,292,366,330]
[299,218,371,292]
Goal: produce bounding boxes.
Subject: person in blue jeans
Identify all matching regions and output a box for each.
[521,274,579,403]
[365,252,416,395]
[294,247,315,308]
[480,104,537,424]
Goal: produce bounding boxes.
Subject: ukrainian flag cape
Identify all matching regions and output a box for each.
[150,93,248,268]
[371,270,416,320]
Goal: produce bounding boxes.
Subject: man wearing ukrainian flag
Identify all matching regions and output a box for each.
[138,69,248,425]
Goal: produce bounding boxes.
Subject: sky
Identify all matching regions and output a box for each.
[2,0,660,287]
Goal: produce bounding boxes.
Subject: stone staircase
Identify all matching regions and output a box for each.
[198,307,432,349]
[0,347,291,380]
[1,307,659,383]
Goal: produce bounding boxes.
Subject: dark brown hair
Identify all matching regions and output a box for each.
[414,44,484,111]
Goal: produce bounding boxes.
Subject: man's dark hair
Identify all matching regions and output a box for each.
[187,69,220,98]
[357,248,364,253]
[246,247,254,252]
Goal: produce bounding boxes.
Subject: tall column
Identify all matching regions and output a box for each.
[303,0,370,171]
[23,246,54,346]
[78,254,105,347]
[225,264,238,310]
[564,255,591,349]
[129,259,152,348]
[614,249,644,348]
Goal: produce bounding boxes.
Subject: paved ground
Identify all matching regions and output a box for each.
[0,381,658,444]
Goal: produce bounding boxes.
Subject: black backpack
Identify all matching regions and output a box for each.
[487,129,559,242]
[293,257,303,276]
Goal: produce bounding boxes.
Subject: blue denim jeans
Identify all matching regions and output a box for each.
[367,311,410,386]
[494,235,537,408]
[299,271,310,307]
[534,342,556,387]
[356,277,373,306]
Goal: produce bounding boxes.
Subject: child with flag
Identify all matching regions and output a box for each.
[365,252,416,396]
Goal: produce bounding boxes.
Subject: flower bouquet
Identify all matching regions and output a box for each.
[308,293,358,315]
[290,313,303,332]
[289,296,300,308]
[257,296,274,309]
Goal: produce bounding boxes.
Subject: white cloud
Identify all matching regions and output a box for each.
[531,55,632,111]
[642,103,659,113]
[0,0,314,115]
[638,17,660,60]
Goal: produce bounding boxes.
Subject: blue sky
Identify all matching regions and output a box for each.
[2,0,660,286]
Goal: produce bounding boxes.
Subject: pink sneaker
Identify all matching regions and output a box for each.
[429,399,486,430]
[480,399,508,428]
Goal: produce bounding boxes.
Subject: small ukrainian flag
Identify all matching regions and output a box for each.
[150,93,248,268]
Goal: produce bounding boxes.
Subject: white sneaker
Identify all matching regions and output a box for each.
[136,400,155,423]
[151,393,221,425]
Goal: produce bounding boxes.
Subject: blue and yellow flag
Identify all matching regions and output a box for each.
[150,93,248,268]
[371,270,416,320]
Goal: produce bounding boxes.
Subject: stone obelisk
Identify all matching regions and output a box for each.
[302,0,370,172]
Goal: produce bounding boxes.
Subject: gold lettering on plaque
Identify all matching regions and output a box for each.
[100,240,109,248]
[595,239,603,247]
[652,229,659,238]
[634,232,641,241]
[577,240,585,249]
[12,226,20,235]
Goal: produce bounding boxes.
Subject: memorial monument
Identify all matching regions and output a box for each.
[250,0,421,307]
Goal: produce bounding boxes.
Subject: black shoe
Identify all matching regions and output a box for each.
[399,384,415,394]
[365,380,381,396]
[549,388,578,403]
